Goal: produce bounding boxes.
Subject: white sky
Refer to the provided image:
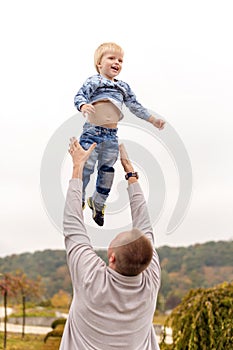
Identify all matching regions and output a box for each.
[1,0,233,257]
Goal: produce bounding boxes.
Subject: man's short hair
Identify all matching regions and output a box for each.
[113,229,153,276]
[94,42,124,73]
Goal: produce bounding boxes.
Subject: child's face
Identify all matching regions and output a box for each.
[98,50,123,80]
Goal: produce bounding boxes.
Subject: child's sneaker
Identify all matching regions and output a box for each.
[87,197,106,226]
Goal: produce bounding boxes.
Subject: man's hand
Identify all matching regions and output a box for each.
[69,137,96,179]
[148,116,166,130]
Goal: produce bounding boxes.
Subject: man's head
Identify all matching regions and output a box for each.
[94,42,124,76]
[108,228,153,276]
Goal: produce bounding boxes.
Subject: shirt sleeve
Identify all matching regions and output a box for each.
[63,179,160,288]
[63,178,90,247]
[63,178,105,285]
[123,82,151,120]
[127,182,161,287]
[74,76,97,111]
[127,182,154,243]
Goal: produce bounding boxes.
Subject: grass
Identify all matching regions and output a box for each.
[0,314,168,349]
[10,307,56,318]
[0,332,61,350]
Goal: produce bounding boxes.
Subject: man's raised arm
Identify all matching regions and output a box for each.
[119,144,154,244]
[63,138,97,250]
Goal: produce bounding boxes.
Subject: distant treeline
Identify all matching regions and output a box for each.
[1,240,232,310]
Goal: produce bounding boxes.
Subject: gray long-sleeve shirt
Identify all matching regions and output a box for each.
[60,178,161,350]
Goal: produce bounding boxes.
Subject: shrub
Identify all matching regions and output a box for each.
[51,318,66,329]
[44,324,65,343]
[160,282,233,350]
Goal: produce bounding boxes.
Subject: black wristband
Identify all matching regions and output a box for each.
[125,172,139,180]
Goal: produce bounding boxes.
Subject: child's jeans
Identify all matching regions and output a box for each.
[79,122,119,210]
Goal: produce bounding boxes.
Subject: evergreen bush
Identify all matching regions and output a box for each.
[160,282,233,350]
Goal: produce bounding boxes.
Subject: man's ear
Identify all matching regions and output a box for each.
[109,252,116,263]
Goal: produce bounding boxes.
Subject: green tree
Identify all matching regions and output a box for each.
[161,282,233,350]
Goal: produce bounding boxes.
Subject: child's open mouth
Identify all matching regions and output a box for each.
[111,66,119,72]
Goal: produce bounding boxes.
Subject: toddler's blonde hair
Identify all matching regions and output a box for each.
[94,42,124,73]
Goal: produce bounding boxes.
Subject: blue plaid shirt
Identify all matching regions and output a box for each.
[74,74,151,121]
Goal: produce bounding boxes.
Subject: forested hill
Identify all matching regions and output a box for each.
[158,240,233,271]
[0,240,232,308]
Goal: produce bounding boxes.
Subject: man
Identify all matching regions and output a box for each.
[59,139,161,350]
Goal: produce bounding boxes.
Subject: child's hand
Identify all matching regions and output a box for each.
[149,116,166,130]
[80,104,95,117]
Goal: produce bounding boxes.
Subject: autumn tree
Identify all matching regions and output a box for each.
[0,273,17,349]
[13,271,43,338]
[51,290,71,309]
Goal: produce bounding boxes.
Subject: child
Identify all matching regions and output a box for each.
[74,42,165,226]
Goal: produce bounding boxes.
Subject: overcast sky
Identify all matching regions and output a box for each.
[1,0,233,257]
